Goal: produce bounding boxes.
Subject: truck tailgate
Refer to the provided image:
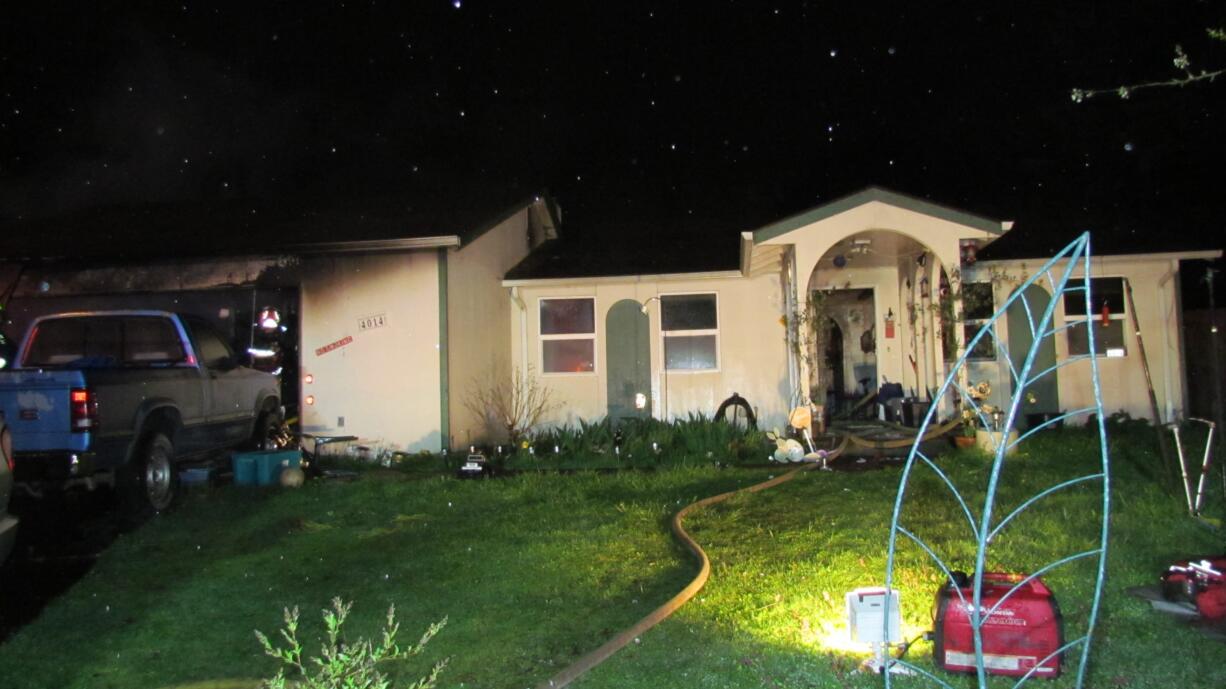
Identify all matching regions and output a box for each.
[0,370,89,452]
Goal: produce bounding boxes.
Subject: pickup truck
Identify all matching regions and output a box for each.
[0,310,281,513]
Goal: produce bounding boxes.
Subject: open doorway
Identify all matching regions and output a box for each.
[811,287,877,414]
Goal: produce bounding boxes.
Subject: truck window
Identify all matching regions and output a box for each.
[183,317,235,369]
[122,317,187,365]
[24,316,185,368]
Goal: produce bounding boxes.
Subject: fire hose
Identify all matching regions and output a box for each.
[535,436,849,689]
[844,417,962,450]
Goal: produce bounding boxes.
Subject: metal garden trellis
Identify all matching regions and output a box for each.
[883,232,1112,688]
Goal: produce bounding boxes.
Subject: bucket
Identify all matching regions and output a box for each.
[231,454,258,486]
[254,450,301,486]
[232,450,301,486]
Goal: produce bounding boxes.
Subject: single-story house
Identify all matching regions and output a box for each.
[504,187,1220,434]
[1,186,1219,452]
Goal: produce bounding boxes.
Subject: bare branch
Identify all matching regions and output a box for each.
[1071,31,1225,103]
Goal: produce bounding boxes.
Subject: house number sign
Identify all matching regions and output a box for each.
[358,313,387,331]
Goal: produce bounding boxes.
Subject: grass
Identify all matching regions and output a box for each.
[1,424,1223,689]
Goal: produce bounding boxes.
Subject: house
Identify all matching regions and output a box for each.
[506,187,1221,433]
[0,192,560,453]
[1,185,1218,453]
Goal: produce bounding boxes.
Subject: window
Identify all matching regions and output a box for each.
[24,316,185,368]
[662,293,719,371]
[1064,277,1127,357]
[540,298,595,373]
[183,317,236,369]
[961,282,996,360]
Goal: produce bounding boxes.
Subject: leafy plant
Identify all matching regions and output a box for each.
[255,597,448,689]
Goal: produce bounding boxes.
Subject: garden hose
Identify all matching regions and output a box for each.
[536,437,849,689]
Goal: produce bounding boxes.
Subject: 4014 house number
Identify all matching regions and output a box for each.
[358,313,387,331]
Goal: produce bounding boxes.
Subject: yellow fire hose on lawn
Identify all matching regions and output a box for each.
[535,436,849,689]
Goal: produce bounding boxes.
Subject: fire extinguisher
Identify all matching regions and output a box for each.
[885,309,896,339]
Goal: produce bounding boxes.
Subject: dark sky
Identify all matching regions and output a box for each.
[1,1,1224,257]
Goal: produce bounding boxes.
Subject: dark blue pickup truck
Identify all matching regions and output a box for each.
[0,310,281,512]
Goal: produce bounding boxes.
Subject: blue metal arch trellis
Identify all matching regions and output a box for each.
[883,233,1111,688]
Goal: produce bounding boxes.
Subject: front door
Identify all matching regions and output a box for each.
[606,299,651,422]
[1006,284,1060,426]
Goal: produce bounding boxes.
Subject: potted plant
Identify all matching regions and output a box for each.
[955,409,978,448]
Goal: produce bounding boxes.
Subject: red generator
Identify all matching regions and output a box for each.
[1161,555,1226,620]
[933,572,1063,679]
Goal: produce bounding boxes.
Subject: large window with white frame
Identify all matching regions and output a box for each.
[539,298,596,373]
[1063,277,1127,357]
[661,293,719,371]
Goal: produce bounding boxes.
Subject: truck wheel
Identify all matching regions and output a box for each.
[250,410,283,451]
[121,429,178,514]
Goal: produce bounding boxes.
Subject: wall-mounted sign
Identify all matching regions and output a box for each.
[315,335,353,357]
[358,313,387,331]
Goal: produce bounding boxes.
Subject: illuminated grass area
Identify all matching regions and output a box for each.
[0,427,1223,689]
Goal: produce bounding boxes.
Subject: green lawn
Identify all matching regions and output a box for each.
[1,428,1223,689]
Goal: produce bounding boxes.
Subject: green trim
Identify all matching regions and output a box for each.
[437,248,450,451]
[751,186,1004,244]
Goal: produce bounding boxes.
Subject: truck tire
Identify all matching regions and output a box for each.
[122,432,179,517]
[249,409,283,451]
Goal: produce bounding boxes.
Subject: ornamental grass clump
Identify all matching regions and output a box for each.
[255,597,448,689]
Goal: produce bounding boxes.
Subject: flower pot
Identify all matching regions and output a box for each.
[954,435,977,449]
[976,429,1019,456]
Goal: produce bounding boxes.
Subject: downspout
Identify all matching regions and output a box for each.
[1159,265,1177,421]
[511,286,529,375]
[437,249,450,452]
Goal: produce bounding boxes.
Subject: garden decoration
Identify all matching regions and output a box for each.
[883,232,1111,688]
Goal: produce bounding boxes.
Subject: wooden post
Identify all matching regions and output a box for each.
[1123,279,1177,483]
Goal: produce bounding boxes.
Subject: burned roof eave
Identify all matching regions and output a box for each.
[287,235,460,255]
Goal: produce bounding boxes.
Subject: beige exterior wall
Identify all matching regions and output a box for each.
[759,201,1002,405]
[964,254,1188,424]
[446,208,535,448]
[508,271,793,431]
[299,251,443,452]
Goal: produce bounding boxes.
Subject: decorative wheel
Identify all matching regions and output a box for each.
[715,392,757,430]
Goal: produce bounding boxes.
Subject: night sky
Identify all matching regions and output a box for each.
[1,2,1224,260]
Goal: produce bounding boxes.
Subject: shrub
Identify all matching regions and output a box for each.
[255,597,448,689]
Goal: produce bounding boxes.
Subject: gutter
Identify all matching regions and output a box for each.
[976,249,1222,265]
[503,270,742,288]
